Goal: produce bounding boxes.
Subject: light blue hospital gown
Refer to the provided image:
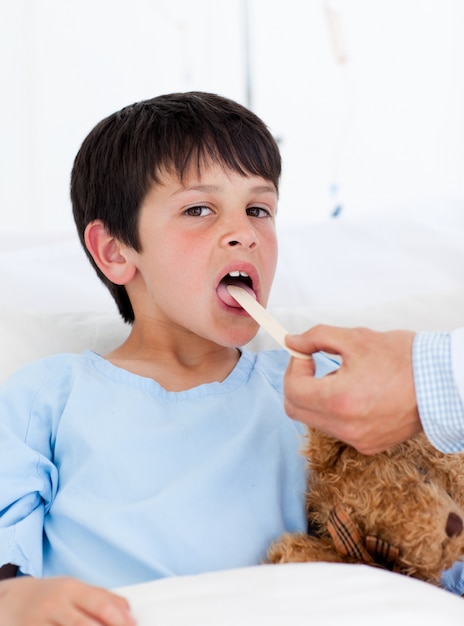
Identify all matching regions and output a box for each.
[0,348,334,588]
[0,345,463,593]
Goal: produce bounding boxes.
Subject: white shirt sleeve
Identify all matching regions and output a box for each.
[413,331,464,452]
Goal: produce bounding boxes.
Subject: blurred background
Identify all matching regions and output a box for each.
[2,0,463,233]
[0,0,464,373]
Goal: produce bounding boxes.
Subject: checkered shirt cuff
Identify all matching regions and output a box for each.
[413,332,464,453]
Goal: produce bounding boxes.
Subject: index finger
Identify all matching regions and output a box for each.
[286,325,364,362]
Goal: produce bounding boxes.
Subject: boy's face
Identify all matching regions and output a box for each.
[125,163,278,348]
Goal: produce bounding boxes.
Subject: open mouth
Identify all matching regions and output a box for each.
[217,270,257,308]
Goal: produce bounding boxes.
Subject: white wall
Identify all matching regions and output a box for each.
[1,0,463,233]
[252,0,464,222]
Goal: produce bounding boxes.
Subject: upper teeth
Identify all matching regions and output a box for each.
[228,271,249,278]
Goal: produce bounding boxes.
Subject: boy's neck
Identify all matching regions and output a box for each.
[103,328,242,392]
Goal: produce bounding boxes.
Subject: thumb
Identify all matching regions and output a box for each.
[286,325,349,358]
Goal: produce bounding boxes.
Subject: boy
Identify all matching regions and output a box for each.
[0,92,336,625]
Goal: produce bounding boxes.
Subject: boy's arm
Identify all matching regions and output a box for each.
[0,360,62,577]
[0,576,136,625]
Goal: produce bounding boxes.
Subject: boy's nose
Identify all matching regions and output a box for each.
[228,238,256,248]
[223,219,257,249]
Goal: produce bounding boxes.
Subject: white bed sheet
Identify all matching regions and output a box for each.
[116,563,464,625]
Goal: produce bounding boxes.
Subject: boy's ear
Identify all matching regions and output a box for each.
[84,220,137,285]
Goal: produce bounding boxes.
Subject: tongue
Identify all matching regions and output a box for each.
[217,279,257,307]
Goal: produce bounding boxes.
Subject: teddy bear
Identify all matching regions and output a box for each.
[267,428,464,587]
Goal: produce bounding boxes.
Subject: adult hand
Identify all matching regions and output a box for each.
[284,325,422,454]
[0,576,136,626]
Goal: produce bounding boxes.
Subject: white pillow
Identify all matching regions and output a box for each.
[3,284,464,384]
[0,307,129,384]
[247,287,464,352]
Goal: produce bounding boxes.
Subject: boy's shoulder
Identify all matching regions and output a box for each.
[0,352,96,434]
[1,351,93,392]
[250,347,340,379]
[252,348,291,373]
[244,348,293,396]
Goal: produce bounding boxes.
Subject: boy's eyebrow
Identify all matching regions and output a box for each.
[173,183,277,195]
[250,184,277,194]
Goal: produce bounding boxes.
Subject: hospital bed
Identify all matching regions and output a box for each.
[1,214,463,622]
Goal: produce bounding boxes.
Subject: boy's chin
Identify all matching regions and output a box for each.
[201,317,260,350]
[220,328,259,350]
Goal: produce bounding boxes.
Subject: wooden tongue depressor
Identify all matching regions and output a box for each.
[227,285,312,360]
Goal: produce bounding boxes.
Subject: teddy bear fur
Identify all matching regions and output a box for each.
[267,428,464,587]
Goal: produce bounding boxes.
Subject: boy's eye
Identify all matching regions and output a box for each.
[247,206,271,218]
[184,205,213,217]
